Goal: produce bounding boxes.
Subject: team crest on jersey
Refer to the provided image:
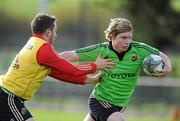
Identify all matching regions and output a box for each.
[131,54,138,61]
[104,56,109,59]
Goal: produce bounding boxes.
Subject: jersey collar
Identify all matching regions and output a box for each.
[108,41,132,61]
[32,34,45,41]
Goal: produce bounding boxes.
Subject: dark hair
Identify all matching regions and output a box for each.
[31,13,56,34]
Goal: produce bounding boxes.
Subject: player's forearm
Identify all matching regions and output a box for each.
[84,77,96,84]
[48,71,86,84]
[59,51,79,62]
[60,62,97,76]
[49,70,101,85]
[84,72,103,84]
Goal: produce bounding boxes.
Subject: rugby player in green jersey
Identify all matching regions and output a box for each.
[60,18,172,121]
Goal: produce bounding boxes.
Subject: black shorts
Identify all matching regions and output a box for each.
[89,95,125,121]
[0,87,32,121]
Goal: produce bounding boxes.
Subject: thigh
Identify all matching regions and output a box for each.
[0,89,32,121]
[26,117,36,121]
[83,113,95,121]
[107,112,125,121]
[89,97,124,121]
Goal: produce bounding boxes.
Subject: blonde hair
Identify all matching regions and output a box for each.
[104,18,133,41]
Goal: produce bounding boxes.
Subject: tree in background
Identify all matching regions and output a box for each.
[94,0,180,51]
[127,0,180,51]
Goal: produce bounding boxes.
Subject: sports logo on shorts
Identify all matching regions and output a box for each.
[21,107,27,115]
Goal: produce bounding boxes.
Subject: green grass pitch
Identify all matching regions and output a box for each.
[30,108,170,121]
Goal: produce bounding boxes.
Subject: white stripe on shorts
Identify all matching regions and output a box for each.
[8,94,24,121]
[99,101,112,109]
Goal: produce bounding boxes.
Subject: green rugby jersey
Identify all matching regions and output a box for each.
[75,41,159,107]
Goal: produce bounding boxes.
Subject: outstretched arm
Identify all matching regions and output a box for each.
[37,44,113,84]
[37,44,97,76]
[49,70,103,85]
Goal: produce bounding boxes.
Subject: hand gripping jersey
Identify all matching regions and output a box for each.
[75,41,160,107]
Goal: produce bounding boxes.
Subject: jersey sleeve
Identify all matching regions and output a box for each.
[75,43,104,61]
[36,43,97,77]
[132,41,160,58]
[48,70,87,85]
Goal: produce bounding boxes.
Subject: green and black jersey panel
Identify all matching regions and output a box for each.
[131,41,160,58]
[75,41,159,107]
[75,42,109,62]
[76,41,159,61]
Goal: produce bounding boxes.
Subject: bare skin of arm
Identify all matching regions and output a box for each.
[60,50,115,70]
[152,51,172,76]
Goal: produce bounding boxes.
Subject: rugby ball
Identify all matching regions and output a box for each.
[142,54,164,75]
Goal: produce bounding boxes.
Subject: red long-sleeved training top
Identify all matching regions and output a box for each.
[34,34,97,84]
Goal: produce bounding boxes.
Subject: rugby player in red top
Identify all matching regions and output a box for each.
[0,13,114,121]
